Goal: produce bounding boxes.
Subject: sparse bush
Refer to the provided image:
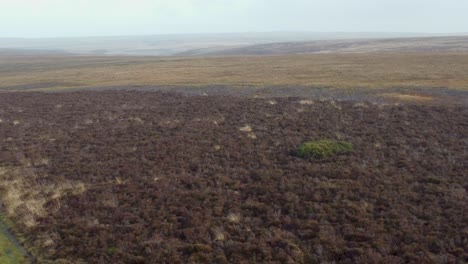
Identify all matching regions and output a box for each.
[297,140,353,159]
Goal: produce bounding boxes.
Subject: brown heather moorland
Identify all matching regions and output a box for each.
[0,91,467,263]
[0,51,467,263]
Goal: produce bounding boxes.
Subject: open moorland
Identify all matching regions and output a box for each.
[0,50,467,263]
[179,36,468,56]
[1,52,468,90]
[1,52,468,106]
[0,91,467,263]
[2,34,467,56]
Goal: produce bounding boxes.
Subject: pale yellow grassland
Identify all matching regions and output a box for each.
[1,52,468,91]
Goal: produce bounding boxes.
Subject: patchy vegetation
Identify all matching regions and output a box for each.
[2,53,468,92]
[297,140,353,159]
[0,91,466,263]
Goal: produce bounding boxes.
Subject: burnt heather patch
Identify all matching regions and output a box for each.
[0,91,467,263]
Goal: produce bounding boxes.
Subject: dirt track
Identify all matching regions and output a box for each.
[0,91,467,263]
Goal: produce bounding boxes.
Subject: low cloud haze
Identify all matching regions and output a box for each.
[1,0,467,38]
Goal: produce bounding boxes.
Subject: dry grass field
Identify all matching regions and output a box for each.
[1,52,468,93]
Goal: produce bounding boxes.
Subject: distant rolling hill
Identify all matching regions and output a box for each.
[178,36,468,56]
[0,48,72,56]
[0,32,461,56]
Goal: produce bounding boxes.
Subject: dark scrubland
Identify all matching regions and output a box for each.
[0,91,467,263]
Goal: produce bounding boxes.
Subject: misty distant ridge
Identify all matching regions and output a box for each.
[181,35,468,56]
[1,32,468,56]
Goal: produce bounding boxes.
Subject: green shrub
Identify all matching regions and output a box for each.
[106,247,119,255]
[297,140,353,159]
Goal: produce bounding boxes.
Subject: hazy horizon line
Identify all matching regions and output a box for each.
[2,31,468,40]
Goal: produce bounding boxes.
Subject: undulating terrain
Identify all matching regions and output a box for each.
[0,32,450,56]
[1,45,468,263]
[182,36,468,56]
[1,53,468,93]
[0,91,467,263]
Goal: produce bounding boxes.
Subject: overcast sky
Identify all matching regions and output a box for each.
[1,0,467,38]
